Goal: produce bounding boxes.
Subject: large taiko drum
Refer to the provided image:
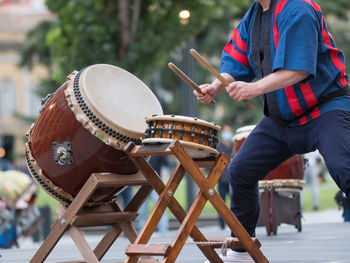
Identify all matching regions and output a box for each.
[25,64,163,206]
[233,125,305,192]
[143,115,221,159]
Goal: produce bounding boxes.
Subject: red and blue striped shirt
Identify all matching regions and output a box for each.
[220,0,350,126]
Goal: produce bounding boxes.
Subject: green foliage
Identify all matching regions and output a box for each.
[43,0,229,79]
[318,0,350,19]
[19,20,54,70]
[326,16,350,71]
[19,0,350,128]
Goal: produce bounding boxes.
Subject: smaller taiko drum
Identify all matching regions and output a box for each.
[233,125,305,192]
[142,115,221,158]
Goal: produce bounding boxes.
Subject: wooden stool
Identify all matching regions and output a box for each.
[258,188,302,236]
[29,172,153,263]
[124,140,269,263]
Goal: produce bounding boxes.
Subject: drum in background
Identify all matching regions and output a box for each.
[232,125,256,155]
[26,64,163,206]
[259,179,305,193]
[233,125,305,192]
[261,155,304,193]
[143,115,221,159]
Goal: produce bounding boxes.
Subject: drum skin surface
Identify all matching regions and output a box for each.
[28,83,137,203]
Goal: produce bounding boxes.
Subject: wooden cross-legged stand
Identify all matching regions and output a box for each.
[124,140,269,263]
[29,172,154,263]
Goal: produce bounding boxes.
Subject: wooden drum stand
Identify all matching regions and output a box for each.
[123,140,268,263]
[29,172,154,263]
[29,140,269,263]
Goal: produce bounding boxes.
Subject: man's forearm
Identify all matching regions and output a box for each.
[254,69,310,95]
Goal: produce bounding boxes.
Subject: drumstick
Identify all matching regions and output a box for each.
[189,49,255,110]
[168,62,216,105]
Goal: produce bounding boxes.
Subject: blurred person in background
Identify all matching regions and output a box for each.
[302,150,322,210]
[335,191,350,222]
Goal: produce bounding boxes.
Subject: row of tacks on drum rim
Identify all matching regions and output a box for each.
[72,68,142,145]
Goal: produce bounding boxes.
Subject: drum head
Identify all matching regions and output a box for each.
[233,125,256,141]
[80,64,163,138]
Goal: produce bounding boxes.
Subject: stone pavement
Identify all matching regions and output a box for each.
[1,209,350,263]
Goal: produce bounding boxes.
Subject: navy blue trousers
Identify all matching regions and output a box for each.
[229,110,350,237]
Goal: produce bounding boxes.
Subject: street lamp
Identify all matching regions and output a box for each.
[178,9,191,24]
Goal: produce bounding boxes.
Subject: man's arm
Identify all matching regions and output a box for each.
[226,69,310,101]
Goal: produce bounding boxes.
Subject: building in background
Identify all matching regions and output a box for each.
[0,0,51,168]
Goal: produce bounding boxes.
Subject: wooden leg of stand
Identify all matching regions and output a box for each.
[126,185,154,212]
[125,163,186,263]
[69,226,100,263]
[30,174,99,263]
[91,185,154,261]
[137,163,185,241]
[125,153,222,263]
[162,154,227,263]
[170,141,269,263]
[94,224,124,260]
[121,221,139,243]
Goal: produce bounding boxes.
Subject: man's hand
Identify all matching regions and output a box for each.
[193,83,218,104]
[226,81,260,102]
[193,73,235,104]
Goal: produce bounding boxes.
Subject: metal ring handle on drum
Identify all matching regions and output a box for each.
[57,150,68,166]
[53,142,74,166]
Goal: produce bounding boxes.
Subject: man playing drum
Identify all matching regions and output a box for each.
[194,0,350,261]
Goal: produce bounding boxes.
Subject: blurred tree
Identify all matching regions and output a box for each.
[43,0,248,91]
[318,0,350,19]
[20,0,350,128]
[20,20,54,71]
[19,20,59,97]
[192,0,350,128]
[326,15,350,71]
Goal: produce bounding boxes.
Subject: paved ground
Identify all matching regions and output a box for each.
[2,209,350,263]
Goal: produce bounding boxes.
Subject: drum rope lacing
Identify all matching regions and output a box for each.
[145,121,219,148]
[72,68,142,145]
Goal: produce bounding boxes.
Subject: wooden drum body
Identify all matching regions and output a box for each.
[233,125,305,192]
[143,115,221,159]
[26,64,163,206]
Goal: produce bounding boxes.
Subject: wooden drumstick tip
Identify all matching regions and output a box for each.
[168,62,216,105]
[245,101,255,110]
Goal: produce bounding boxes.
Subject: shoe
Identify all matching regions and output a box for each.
[204,250,254,263]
